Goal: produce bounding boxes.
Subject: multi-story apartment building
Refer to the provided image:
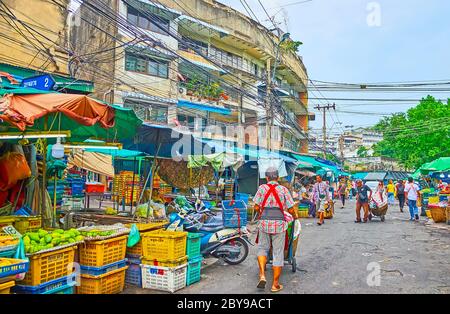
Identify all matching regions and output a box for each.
[70,0,310,152]
[0,0,93,93]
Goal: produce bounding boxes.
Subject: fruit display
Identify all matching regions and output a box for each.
[105,207,118,215]
[22,229,84,254]
[0,235,19,247]
[79,230,115,238]
[77,224,130,241]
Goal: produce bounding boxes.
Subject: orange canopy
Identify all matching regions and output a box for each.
[0,93,115,131]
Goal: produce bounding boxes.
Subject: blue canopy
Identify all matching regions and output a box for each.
[206,140,297,164]
[85,148,147,158]
[123,123,213,158]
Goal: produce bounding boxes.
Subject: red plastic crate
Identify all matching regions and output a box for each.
[85,184,105,193]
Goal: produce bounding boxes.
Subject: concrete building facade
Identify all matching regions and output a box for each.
[70,0,310,152]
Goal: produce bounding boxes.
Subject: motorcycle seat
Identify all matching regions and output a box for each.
[200,225,224,232]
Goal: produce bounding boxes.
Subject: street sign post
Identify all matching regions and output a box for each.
[21,74,56,91]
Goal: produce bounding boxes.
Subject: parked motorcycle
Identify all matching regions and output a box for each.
[166,198,251,265]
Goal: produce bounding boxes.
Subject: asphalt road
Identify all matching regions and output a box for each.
[124,199,450,294]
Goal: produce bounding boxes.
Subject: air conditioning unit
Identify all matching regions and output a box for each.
[178,87,187,95]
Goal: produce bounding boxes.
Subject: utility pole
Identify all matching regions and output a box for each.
[314,103,336,159]
[266,58,272,150]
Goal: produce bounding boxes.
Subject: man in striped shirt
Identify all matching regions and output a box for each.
[253,168,297,293]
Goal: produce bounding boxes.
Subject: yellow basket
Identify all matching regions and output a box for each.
[142,255,188,268]
[23,245,77,286]
[13,216,42,234]
[79,235,127,267]
[126,239,142,256]
[0,280,14,294]
[428,196,439,204]
[298,210,309,218]
[425,209,432,219]
[125,224,167,257]
[141,230,187,260]
[77,266,128,294]
[0,216,17,229]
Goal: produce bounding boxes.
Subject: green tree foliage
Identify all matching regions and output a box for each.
[373,96,450,169]
[357,146,368,158]
[280,39,303,53]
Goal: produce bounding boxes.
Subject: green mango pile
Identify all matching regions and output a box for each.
[79,230,115,238]
[23,229,84,254]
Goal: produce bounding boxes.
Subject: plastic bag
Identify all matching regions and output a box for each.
[293,220,301,240]
[0,152,31,191]
[127,224,140,248]
[14,237,27,260]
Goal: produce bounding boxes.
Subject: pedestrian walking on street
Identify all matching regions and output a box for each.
[395,180,406,212]
[347,180,353,200]
[338,180,347,209]
[355,180,372,223]
[312,175,330,226]
[386,180,395,206]
[253,168,298,293]
[405,177,420,221]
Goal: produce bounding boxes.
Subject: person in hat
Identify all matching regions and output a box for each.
[253,167,297,293]
[311,175,331,226]
[355,179,372,223]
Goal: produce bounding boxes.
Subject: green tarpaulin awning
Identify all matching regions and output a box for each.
[0,90,142,142]
[419,157,450,173]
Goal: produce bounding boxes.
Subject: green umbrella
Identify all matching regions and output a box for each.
[420,157,450,173]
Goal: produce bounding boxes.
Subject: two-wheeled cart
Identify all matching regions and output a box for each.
[369,203,388,222]
[266,219,298,273]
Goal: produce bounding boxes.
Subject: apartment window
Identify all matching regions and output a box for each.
[124,102,168,124]
[125,53,169,78]
[127,6,170,35]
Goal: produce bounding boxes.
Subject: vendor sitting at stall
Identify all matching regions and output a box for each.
[253,167,297,293]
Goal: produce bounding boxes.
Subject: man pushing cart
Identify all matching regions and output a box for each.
[253,168,298,293]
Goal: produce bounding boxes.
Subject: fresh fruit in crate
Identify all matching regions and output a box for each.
[105,207,118,215]
[79,230,115,237]
[0,235,19,246]
[23,229,84,254]
[0,259,12,266]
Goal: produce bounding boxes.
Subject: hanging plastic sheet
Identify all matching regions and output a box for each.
[257,158,288,179]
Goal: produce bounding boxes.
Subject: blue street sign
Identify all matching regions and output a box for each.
[21,74,56,91]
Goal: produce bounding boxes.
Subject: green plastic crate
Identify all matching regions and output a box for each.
[186,233,202,260]
[186,256,202,286]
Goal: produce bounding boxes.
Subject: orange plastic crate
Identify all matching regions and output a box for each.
[141,230,187,260]
[77,266,128,294]
[22,246,77,286]
[79,235,127,267]
[126,239,142,256]
[0,280,14,294]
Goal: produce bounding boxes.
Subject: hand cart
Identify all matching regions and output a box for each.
[266,219,298,273]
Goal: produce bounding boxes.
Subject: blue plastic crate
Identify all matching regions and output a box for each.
[125,254,141,265]
[235,193,250,204]
[14,274,76,294]
[125,262,142,286]
[186,256,202,286]
[221,200,247,228]
[0,258,29,279]
[43,282,76,294]
[80,259,127,276]
[0,249,16,258]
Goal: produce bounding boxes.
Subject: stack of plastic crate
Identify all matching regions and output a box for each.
[185,233,202,286]
[77,235,128,294]
[224,179,234,200]
[140,230,188,293]
[13,246,77,294]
